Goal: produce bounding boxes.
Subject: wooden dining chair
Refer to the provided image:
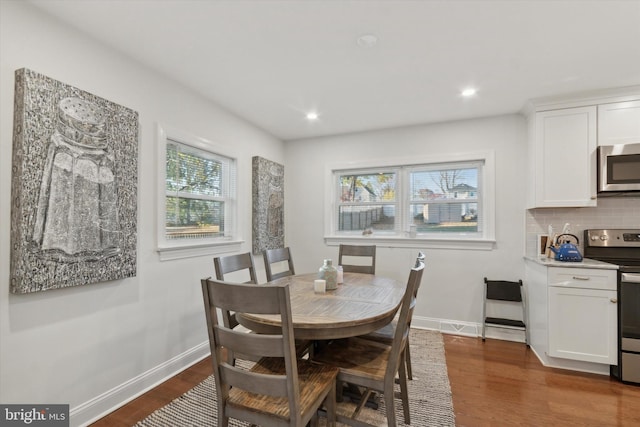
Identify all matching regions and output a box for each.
[201,278,338,427]
[215,251,311,358]
[310,260,424,427]
[263,247,296,282]
[338,244,376,274]
[361,252,425,380]
[213,253,258,330]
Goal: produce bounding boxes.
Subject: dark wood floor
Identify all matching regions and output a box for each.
[91,334,640,426]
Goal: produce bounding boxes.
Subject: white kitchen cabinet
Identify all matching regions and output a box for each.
[548,267,617,365]
[598,100,640,145]
[528,106,597,208]
[525,258,618,374]
[548,286,617,364]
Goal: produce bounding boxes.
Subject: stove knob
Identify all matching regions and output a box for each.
[590,235,599,241]
[600,235,609,241]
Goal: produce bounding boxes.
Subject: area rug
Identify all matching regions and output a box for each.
[135,329,455,427]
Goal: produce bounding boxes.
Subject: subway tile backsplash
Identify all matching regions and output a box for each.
[525,197,640,257]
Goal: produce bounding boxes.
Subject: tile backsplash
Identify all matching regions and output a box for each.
[525,197,640,257]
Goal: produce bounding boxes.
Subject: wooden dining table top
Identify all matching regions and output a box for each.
[236,272,405,340]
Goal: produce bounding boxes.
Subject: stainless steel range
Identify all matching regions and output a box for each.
[584,229,640,385]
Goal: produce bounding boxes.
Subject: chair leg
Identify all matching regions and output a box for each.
[384,381,397,427]
[405,339,413,380]
[398,351,410,424]
[326,382,336,427]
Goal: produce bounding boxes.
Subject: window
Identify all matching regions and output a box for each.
[328,152,495,249]
[408,163,481,234]
[338,170,398,232]
[157,125,240,260]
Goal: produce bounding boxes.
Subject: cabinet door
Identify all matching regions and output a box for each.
[534,107,597,207]
[598,100,640,145]
[548,286,617,364]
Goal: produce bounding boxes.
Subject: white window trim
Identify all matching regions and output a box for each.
[324,151,496,251]
[156,124,243,261]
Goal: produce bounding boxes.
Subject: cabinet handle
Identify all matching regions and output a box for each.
[611,298,618,303]
[572,276,590,281]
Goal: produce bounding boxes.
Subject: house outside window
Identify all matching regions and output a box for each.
[327,152,495,250]
[157,125,240,260]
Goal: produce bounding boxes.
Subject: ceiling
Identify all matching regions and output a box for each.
[28,0,640,141]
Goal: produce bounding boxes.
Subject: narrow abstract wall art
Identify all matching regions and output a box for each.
[10,68,139,294]
[252,156,284,255]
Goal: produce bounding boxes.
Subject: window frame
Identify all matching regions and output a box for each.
[325,151,496,250]
[157,124,242,260]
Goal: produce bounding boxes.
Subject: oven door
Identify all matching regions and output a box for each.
[598,143,640,192]
[621,272,640,350]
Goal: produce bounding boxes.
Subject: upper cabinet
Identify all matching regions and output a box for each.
[598,100,640,146]
[526,87,640,209]
[528,106,597,208]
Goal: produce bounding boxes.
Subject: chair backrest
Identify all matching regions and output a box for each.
[263,247,296,282]
[214,252,258,284]
[338,244,376,274]
[484,278,523,302]
[213,253,258,329]
[201,278,302,425]
[387,261,424,378]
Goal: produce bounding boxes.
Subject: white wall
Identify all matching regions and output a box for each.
[0,2,284,425]
[285,115,527,333]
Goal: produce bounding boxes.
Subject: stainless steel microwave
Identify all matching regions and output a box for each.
[598,143,640,193]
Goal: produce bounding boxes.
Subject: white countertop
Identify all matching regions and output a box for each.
[524,256,619,270]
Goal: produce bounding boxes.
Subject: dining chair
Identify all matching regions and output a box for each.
[263,247,296,282]
[201,278,338,427]
[310,260,425,427]
[360,252,425,380]
[338,244,376,274]
[215,251,311,358]
[213,252,258,330]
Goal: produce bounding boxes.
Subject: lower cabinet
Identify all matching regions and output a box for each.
[548,286,617,364]
[525,259,618,373]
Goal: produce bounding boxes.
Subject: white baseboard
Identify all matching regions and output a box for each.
[411,315,527,343]
[71,342,210,427]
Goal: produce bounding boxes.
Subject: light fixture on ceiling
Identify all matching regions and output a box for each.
[357,34,378,48]
[461,88,477,97]
[306,111,319,121]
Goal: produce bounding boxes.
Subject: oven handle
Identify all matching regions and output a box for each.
[621,273,640,283]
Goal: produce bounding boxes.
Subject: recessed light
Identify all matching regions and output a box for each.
[357,34,378,48]
[461,88,477,97]
[306,112,319,121]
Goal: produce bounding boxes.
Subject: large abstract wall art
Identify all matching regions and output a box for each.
[9,69,139,294]
[252,156,284,255]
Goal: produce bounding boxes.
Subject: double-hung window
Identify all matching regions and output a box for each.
[407,162,481,234]
[329,153,494,249]
[157,125,239,260]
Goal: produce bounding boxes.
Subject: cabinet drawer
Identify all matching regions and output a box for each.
[548,267,616,290]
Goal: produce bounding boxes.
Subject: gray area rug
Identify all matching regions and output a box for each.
[135,329,455,426]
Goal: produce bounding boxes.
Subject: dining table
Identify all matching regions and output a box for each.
[236,272,406,340]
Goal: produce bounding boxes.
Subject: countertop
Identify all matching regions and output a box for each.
[524,256,619,270]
